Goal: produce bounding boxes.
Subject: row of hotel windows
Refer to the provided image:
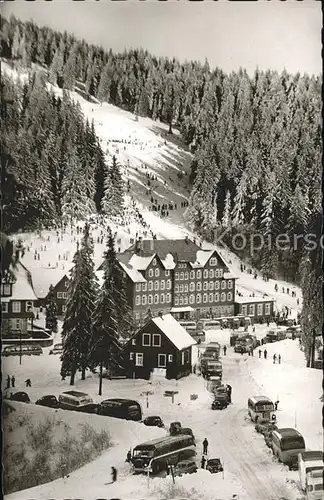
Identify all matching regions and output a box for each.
[175,280,232,293]
[147,266,223,280]
[135,292,233,307]
[135,293,172,305]
[242,303,271,315]
[2,301,33,313]
[175,292,233,306]
[135,279,232,293]
[175,268,223,280]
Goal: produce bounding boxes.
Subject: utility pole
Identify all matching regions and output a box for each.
[141,390,154,408]
[19,330,22,365]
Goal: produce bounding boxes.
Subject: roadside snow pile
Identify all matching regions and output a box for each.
[104,469,249,500]
[248,339,323,450]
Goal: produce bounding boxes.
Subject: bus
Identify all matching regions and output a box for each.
[271,428,306,467]
[248,396,276,424]
[131,434,196,473]
[98,398,142,421]
[58,391,97,413]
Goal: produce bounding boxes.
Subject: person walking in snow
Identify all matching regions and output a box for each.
[278,354,281,364]
[258,349,262,358]
[111,466,117,483]
[263,350,267,360]
[226,384,232,403]
[25,378,31,387]
[6,375,10,389]
[11,376,15,388]
[273,354,277,364]
[223,345,227,356]
[203,438,209,455]
[126,450,132,463]
[201,456,206,468]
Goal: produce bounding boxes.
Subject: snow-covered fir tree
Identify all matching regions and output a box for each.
[60,223,98,384]
[45,284,58,333]
[88,229,131,395]
[101,155,125,221]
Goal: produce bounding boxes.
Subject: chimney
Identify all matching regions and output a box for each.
[158,311,163,319]
[135,236,143,255]
[150,239,154,252]
[185,235,189,244]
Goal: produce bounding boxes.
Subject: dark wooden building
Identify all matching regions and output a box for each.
[1,261,37,336]
[234,296,275,322]
[123,313,196,380]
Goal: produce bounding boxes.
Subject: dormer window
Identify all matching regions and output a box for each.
[152,258,156,266]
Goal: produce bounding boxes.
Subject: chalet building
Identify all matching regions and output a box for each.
[234,296,275,322]
[32,267,104,317]
[123,313,196,380]
[1,261,37,336]
[98,237,237,327]
[32,268,72,316]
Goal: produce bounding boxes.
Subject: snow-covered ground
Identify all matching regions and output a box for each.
[3,329,322,500]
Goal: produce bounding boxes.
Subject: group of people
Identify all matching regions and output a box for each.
[5,375,31,389]
[257,350,282,363]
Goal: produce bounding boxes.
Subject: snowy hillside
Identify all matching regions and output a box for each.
[2,60,303,320]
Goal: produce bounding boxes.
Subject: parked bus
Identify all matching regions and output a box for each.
[298,451,324,491]
[306,469,324,500]
[271,428,306,467]
[98,398,142,421]
[179,321,197,333]
[131,434,196,473]
[203,320,221,330]
[248,396,276,424]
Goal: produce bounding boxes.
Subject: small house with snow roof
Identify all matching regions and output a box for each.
[123,313,196,380]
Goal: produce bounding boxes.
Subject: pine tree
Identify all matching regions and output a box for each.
[61,147,96,222]
[45,284,58,333]
[89,230,130,395]
[101,155,125,221]
[221,190,231,228]
[60,224,98,384]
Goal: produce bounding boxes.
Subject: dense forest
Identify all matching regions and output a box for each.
[0,16,322,355]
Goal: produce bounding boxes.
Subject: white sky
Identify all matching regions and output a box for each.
[2,0,322,75]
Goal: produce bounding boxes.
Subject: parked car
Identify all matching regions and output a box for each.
[169,421,182,435]
[192,330,206,344]
[178,427,195,441]
[234,344,248,354]
[212,394,229,410]
[10,392,30,403]
[49,343,63,355]
[35,395,60,408]
[206,458,223,473]
[173,459,198,476]
[255,422,278,436]
[143,416,164,428]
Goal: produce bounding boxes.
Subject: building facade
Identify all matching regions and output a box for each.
[1,262,37,337]
[99,238,237,327]
[123,313,196,380]
[234,296,275,322]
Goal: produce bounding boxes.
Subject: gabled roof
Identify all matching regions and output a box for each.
[30,266,72,299]
[151,314,197,351]
[118,262,146,283]
[2,261,38,302]
[125,238,202,263]
[190,249,215,268]
[128,254,155,271]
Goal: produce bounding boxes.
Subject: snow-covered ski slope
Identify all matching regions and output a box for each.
[2,59,303,318]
